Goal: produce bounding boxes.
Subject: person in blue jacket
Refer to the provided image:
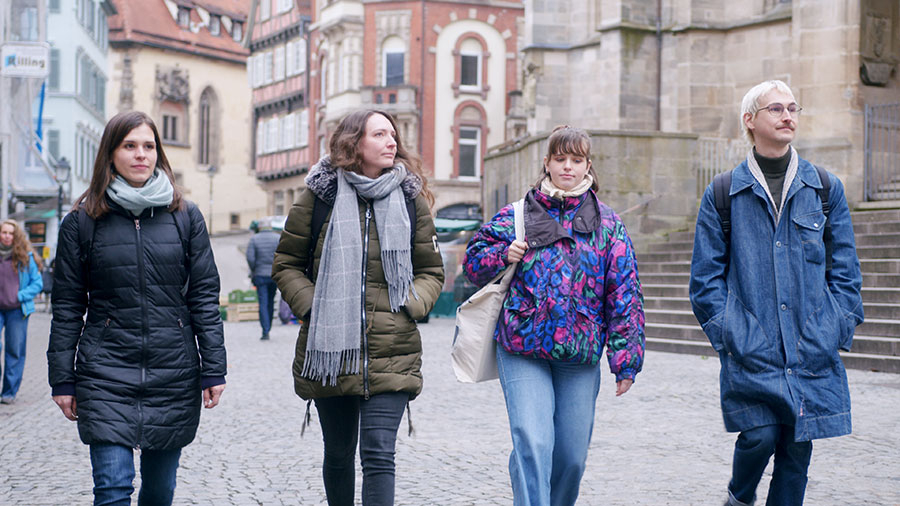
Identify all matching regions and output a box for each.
[0,219,43,404]
[690,80,864,506]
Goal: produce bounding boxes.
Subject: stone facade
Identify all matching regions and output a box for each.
[489,0,900,243]
[484,130,697,250]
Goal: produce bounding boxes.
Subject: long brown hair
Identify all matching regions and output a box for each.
[329,109,434,206]
[74,111,183,218]
[0,220,42,272]
[533,125,600,193]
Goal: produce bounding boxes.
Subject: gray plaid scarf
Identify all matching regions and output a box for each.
[303,165,416,385]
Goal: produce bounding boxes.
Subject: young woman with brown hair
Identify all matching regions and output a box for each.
[48,111,225,505]
[273,109,444,505]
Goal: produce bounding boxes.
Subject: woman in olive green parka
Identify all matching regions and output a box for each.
[272,109,443,506]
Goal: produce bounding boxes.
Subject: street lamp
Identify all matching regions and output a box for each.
[55,157,71,221]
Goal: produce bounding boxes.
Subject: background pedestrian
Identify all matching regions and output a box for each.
[463,125,645,505]
[47,110,226,505]
[0,219,43,404]
[273,109,444,505]
[247,216,280,340]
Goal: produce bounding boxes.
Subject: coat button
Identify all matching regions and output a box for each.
[787,368,793,375]
[781,304,787,310]
[776,241,782,247]
[813,223,819,228]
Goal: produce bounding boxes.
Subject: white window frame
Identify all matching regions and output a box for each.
[210,16,221,36]
[256,120,265,155]
[459,51,481,90]
[457,127,481,179]
[264,52,273,85]
[260,0,271,21]
[274,46,286,81]
[281,114,294,150]
[297,109,309,148]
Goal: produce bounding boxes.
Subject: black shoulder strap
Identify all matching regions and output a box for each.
[713,170,733,241]
[172,207,191,268]
[172,207,192,296]
[306,196,418,280]
[77,209,95,289]
[307,196,329,279]
[814,165,834,272]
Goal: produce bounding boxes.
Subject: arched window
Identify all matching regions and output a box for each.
[453,102,488,179]
[381,36,405,86]
[452,34,490,99]
[198,88,219,165]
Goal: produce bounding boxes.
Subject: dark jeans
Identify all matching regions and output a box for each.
[728,424,813,506]
[0,307,28,399]
[314,392,410,506]
[253,275,277,335]
[89,443,181,506]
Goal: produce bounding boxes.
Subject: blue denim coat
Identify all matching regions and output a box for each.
[690,158,863,441]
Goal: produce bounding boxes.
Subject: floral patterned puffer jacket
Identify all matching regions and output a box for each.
[463,188,645,381]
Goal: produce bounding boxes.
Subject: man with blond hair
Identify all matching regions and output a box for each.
[689,80,864,505]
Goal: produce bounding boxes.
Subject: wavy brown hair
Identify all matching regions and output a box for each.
[74,111,183,218]
[533,125,600,193]
[329,109,434,206]
[1,220,42,272]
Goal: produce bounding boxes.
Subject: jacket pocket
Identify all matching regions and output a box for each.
[799,289,842,376]
[722,292,770,373]
[78,318,111,363]
[792,211,826,265]
[177,318,200,368]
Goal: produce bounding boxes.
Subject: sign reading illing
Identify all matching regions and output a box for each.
[1,43,50,78]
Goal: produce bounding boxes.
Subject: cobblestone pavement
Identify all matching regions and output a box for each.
[1,233,898,505]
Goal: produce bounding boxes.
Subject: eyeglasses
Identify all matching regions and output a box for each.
[760,103,802,117]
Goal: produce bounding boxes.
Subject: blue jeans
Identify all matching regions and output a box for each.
[0,307,28,399]
[89,444,181,506]
[314,392,410,506]
[728,424,813,506]
[496,344,603,506]
[253,275,277,335]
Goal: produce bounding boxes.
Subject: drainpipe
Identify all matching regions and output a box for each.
[655,0,662,131]
[418,0,425,158]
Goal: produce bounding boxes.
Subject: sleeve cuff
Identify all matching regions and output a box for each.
[51,383,76,396]
[615,369,637,383]
[201,376,226,390]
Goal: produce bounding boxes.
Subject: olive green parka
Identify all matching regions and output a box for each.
[272,157,444,400]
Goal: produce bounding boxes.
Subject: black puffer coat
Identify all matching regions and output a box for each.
[48,200,226,450]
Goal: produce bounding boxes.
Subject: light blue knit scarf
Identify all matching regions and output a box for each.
[105,170,174,216]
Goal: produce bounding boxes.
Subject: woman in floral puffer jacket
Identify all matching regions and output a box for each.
[463,125,645,506]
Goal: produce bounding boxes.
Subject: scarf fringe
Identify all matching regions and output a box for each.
[383,249,417,311]
[301,348,360,386]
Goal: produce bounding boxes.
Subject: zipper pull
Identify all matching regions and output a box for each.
[365,205,372,219]
[134,218,141,230]
[105,318,111,327]
[177,318,184,328]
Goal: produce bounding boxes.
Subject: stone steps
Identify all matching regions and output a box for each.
[638,207,900,374]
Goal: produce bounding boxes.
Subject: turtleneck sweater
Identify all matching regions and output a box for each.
[753,147,791,211]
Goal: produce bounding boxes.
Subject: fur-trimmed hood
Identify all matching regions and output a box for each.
[305,155,423,204]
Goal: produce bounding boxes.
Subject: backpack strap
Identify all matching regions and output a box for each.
[306,195,418,280]
[814,165,833,272]
[712,170,733,244]
[172,206,192,295]
[77,209,96,290]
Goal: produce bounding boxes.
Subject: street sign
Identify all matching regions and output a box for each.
[1,43,50,78]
